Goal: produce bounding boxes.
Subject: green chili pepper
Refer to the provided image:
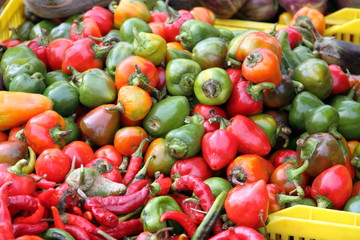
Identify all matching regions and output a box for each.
[40,228,75,240]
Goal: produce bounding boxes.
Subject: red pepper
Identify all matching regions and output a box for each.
[27,37,49,69]
[64,225,91,240]
[208,226,265,240]
[329,64,351,96]
[269,149,297,169]
[24,110,71,155]
[51,206,65,230]
[202,116,238,170]
[170,193,205,225]
[150,11,169,23]
[125,179,151,195]
[0,39,23,48]
[267,183,286,214]
[37,183,75,209]
[150,173,172,196]
[0,181,14,240]
[97,218,143,239]
[46,38,73,70]
[0,161,36,196]
[311,165,353,209]
[352,180,360,197]
[12,222,48,238]
[122,138,148,186]
[63,140,95,169]
[160,211,197,238]
[163,2,194,42]
[62,38,110,74]
[70,18,102,42]
[30,174,57,189]
[226,68,242,86]
[225,80,275,117]
[276,27,302,49]
[226,114,271,156]
[8,195,39,215]
[83,6,114,35]
[191,104,228,133]
[94,145,123,167]
[13,203,45,225]
[156,67,167,90]
[61,212,98,235]
[85,157,123,183]
[224,180,269,229]
[170,156,212,181]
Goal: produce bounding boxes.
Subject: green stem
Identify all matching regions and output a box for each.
[132,138,149,159]
[315,195,334,209]
[119,156,129,174]
[8,159,28,175]
[248,82,276,101]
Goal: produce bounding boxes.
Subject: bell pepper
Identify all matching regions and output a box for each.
[114,0,150,29]
[311,165,353,209]
[191,37,227,70]
[191,104,228,133]
[29,20,57,40]
[165,48,192,64]
[163,6,194,43]
[224,180,269,229]
[329,64,351,96]
[3,57,47,90]
[69,17,102,43]
[63,117,80,145]
[80,104,121,147]
[166,58,202,97]
[9,72,46,94]
[94,145,122,167]
[0,91,53,132]
[150,11,169,23]
[194,67,232,105]
[269,149,297,168]
[83,6,114,36]
[143,96,190,137]
[343,195,360,213]
[49,22,71,41]
[292,58,333,100]
[105,41,134,77]
[9,21,34,41]
[249,113,279,147]
[27,35,50,70]
[170,156,212,181]
[0,46,36,73]
[46,38,73,71]
[177,19,219,51]
[120,18,152,43]
[226,115,271,156]
[296,133,346,178]
[330,94,360,139]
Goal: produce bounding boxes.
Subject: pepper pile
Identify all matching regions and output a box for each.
[1,1,360,239]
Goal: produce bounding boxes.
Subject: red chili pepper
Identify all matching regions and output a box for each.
[329,64,351,96]
[226,114,271,156]
[311,165,353,209]
[83,6,114,35]
[61,212,98,235]
[15,236,45,240]
[70,18,102,42]
[170,193,205,225]
[85,157,123,183]
[150,11,169,23]
[94,145,123,167]
[0,39,23,48]
[97,218,143,239]
[125,179,151,195]
[170,157,212,181]
[225,80,275,117]
[191,104,228,133]
[172,175,223,234]
[12,222,49,238]
[202,116,238,170]
[160,211,197,238]
[51,206,65,230]
[82,211,93,222]
[8,195,39,214]
[208,226,265,240]
[62,38,110,74]
[13,203,45,225]
[72,206,83,216]
[30,174,57,189]
[46,38,73,70]
[224,180,269,229]
[64,224,91,240]
[150,174,172,196]
[163,1,194,42]
[269,149,297,169]
[27,36,49,69]
[0,181,14,239]
[0,161,36,196]
[267,183,286,214]
[276,27,302,49]
[122,138,148,186]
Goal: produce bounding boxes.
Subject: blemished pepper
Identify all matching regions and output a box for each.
[177,19,220,51]
[292,58,333,100]
[166,58,202,97]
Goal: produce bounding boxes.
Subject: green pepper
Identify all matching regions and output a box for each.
[293,45,316,62]
[194,67,232,105]
[343,195,360,213]
[330,94,360,139]
[105,42,134,77]
[286,91,324,131]
[192,37,228,69]
[165,114,205,159]
[143,96,190,138]
[64,116,80,145]
[45,70,70,86]
[166,58,201,97]
[165,48,192,63]
[29,20,57,40]
[104,29,122,43]
[70,68,116,109]
[304,105,342,139]
[9,72,46,94]
[204,177,233,198]
[292,58,333,100]
[65,14,82,24]
[0,46,36,73]
[10,21,34,41]
[153,0,176,13]
[43,81,79,117]
[40,228,75,240]
[249,113,278,147]
[120,18,152,43]
[177,19,220,51]
[133,29,167,66]
[3,57,47,90]
[218,28,235,44]
[141,196,183,234]
[49,22,71,41]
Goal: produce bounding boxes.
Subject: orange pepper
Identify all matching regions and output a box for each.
[113,0,150,29]
[278,12,293,25]
[190,7,216,25]
[289,7,325,35]
[167,42,185,50]
[347,140,359,155]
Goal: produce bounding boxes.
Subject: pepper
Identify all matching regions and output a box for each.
[150,174,172,196]
[209,226,265,240]
[97,218,144,239]
[8,195,39,215]
[191,37,228,70]
[46,38,73,71]
[276,30,301,71]
[61,212,98,235]
[0,46,36,73]
[0,182,14,239]
[269,149,298,168]
[29,20,57,39]
[166,58,201,97]
[94,145,123,167]
[170,156,212,181]
[49,22,71,41]
[170,193,205,225]
[9,72,46,94]
[293,45,316,63]
[163,4,194,42]
[0,141,27,166]
[64,225,91,240]
[10,21,34,41]
[343,195,360,213]
[249,113,279,148]
[27,34,50,70]
[160,211,197,238]
[30,174,56,189]
[85,157,123,183]
[329,64,351,96]
[14,202,45,225]
[191,104,228,133]
[70,17,102,43]
[105,42,134,77]
[40,228,76,240]
[13,222,48,238]
[84,5,114,36]
[114,0,150,29]
[204,177,233,198]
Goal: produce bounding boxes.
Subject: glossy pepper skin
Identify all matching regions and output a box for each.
[105,41,134,77]
[9,72,46,94]
[329,64,351,96]
[191,103,228,133]
[209,226,265,240]
[249,113,278,147]
[192,37,228,70]
[170,156,212,181]
[164,9,194,42]
[0,182,15,239]
[0,46,36,73]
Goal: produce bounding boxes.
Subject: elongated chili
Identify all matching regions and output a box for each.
[160,211,197,238]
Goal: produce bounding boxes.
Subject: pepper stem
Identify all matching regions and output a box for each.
[328,125,342,140]
[132,138,149,159]
[130,65,159,93]
[165,0,179,23]
[8,159,28,175]
[277,193,303,205]
[351,156,360,169]
[285,160,309,197]
[119,156,130,173]
[201,79,222,99]
[248,82,276,101]
[50,124,72,146]
[292,80,304,93]
[315,195,334,209]
[168,138,188,159]
[97,230,117,240]
[244,49,263,68]
[228,166,248,185]
[132,155,155,184]
[103,101,125,114]
[184,112,204,125]
[298,137,319,161]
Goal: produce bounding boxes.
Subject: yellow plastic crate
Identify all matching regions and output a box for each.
[0,0,25,41]
[259,205,360,240]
